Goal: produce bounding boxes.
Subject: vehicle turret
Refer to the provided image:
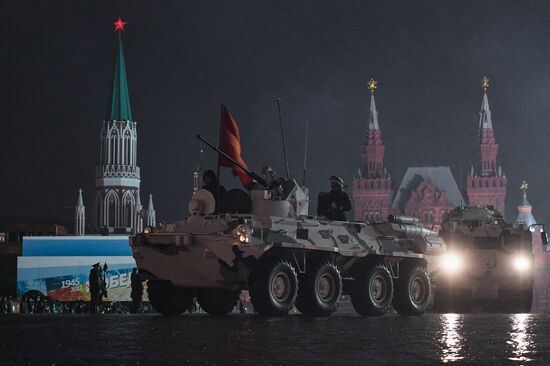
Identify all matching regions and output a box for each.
[440,206,508,238]
[250,179,309,218]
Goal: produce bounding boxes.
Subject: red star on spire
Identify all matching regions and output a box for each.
[114,18,127,32]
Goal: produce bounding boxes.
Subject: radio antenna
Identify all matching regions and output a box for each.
[277,98,290,179]
[302,120,309,186]
[196,148,204,172]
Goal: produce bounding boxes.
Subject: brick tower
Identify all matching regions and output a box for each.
[467,76,507,216]
[352,79,393,222]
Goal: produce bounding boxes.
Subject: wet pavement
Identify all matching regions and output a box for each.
[1,313,549,365]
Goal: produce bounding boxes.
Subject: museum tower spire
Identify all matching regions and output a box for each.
[352,79,393,221]
[467,76,507,216]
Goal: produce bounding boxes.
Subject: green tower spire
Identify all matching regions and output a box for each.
[110,32,133,121]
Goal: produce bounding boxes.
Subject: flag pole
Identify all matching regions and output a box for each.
[302,120,309,186]
[216,105,223,200]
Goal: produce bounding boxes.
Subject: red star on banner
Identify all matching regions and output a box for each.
[114,18,127,32]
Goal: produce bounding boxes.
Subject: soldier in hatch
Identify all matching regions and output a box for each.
[317,175,352,221]
[202,170,226,198]
[202,170,227,211]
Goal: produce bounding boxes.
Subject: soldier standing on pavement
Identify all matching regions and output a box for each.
[98,264,108,312]
[317,176,352,221]
[130,268,143,313]
[89,263,101,314]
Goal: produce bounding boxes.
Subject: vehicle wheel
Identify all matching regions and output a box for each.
[197,288,240,316]
[351,263,394,316]
[393,264,431,316]
[249,259,298,316]
[147,280,194,316]
[296,261,343,316]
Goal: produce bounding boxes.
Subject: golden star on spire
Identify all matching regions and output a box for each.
[481,76,490,92]
[520,181,528,191]
[367,78,377,94]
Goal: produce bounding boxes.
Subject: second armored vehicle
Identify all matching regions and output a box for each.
[434,206,543,312]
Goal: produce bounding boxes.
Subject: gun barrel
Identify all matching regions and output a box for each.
[388,214,420,225]
[396,224,437,238]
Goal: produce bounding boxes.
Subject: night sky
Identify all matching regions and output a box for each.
[2,1,550,226]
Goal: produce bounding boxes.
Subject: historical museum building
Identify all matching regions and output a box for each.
[390,167,464,226]
[352,77,507,226]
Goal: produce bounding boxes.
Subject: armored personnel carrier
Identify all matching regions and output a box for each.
[434,206,545,312]
[131,169,446,316]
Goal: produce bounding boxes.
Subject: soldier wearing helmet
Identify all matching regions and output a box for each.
[317,175,352,221]
[202,170,227,212]
[202,170,227,201]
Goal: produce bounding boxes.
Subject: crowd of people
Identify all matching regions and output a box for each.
[0,265,151,315]
[0,264,210,315]
[0,296,229,315]
[0,295,159,315]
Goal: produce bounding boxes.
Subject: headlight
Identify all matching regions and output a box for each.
[143,226,153,234]
[441,252,463,274]
[513,255,530,272]
[234,225,252,244]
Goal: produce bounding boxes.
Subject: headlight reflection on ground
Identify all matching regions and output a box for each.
[508,313,535,362]
[438,313,465,363]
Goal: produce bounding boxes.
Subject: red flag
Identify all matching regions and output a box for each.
[218,105,253,187]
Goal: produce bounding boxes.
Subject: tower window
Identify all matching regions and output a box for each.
[123,192,135,228]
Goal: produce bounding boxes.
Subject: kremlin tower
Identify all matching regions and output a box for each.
[466,76,507,216]
[352,79,393,222]
[92,19,151,234]
[515,181,537,229]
